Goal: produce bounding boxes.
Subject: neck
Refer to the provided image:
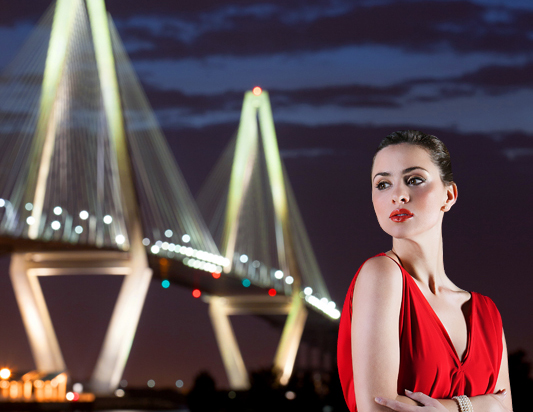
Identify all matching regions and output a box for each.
[391,227,450,294]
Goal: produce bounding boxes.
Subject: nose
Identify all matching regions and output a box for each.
[392,187,409,204]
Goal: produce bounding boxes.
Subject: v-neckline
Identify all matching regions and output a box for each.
[382,253,474,365]
[404,268,474,365]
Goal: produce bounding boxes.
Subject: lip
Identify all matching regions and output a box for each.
[389,208,414,222]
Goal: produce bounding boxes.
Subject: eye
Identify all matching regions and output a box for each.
[406,176,425,186]
[375,181,390,190]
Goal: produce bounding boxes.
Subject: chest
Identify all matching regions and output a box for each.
[426,294,471,359]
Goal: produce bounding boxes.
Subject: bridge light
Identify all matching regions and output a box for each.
[192,289,201,298]
[165,229,173,238]
[74,225,83,234]
[103,215,113,224]
[252,86,262,96]
[274,270,283,279]
[26,216,35,225]
[242,279,251,287]
[328,301,336,309]
[79,210,89,220]
[285,276,294,285]
[239,254,248,263]
[304,287,313,295]
[51,220,61,230]
[182,234,190,243]
[25,202,33,211]
[0,368,11,380]
[53,206,62,215]
[268,288,276,296]
[162,280,170,288]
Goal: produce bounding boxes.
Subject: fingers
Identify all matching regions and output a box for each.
[375,396,416,411]
[404,389,441,407]
[494,389,508,398]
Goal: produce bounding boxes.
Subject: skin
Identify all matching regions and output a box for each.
[351,143,513,412]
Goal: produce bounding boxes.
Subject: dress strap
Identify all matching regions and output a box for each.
[381,252,404,275]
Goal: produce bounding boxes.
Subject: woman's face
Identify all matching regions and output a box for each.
[371,143,456,240]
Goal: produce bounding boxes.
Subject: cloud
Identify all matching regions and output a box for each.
[280,148,339,159]
[111,0,533,59]
[502,148,533,160]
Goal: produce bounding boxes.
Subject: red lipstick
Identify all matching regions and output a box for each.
[390,208,414,222]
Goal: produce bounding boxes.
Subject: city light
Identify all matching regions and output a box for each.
[304,287,313,295]
[239,254,248,263]
[162,280,170,288]
[115,235,125,245]
[74,225,83,234]
[192,289,201,298]
[26,216,35,225]
[285,276,294,285]
[0,199,4,207]
[115,388,125,397]
[25,202,33,211]
[268,288,276,296]
[151,245,160,254]
[175,380,184,388]
[165,229,173,237]
[212,272,221,279]
[53,206,62,215]
[182,234,190,243]
[242,279,251,287]
[142,238,150,246]
[274,270,283,279]
[147,379,155,388]
[252,86,262,96]
[103,215,113,224]
[51,221,61,230]
[79,210,89,220]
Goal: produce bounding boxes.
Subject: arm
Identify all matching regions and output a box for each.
[351,255,405,411]
[352,257,511,412]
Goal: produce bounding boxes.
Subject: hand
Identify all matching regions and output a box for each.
[486,389,512,412]
[375,389,447,411]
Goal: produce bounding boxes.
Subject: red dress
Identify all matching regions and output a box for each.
[337,254,503,412]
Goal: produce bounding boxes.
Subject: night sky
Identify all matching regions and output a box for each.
[0,0,532,392]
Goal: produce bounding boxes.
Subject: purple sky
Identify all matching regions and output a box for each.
[0,0,532,392]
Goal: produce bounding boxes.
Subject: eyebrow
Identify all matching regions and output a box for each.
[372,166,428,181]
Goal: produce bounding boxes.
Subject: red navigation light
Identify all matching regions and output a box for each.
[252,86,262,96]
[212,272,221,279]
[268,288,276,297]
[192,289,201,298]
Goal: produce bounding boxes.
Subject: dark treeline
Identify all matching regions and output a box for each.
[185,349,532,411]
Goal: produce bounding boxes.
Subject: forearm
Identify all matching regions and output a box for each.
[395,393,505,412]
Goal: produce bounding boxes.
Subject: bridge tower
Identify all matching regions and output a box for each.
[0,0,221,394]
[198,88,339,389]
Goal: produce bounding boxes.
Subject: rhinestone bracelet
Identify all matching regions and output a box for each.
[452,395,473,412]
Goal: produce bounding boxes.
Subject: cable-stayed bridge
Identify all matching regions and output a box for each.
[0,0,339,394]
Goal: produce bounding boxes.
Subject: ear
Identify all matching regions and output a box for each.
[442,182,458,212]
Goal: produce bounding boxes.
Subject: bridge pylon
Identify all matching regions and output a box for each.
[5,0,151,395]
[198,88,340,388]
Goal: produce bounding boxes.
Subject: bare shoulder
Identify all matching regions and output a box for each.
[353,255,403,305]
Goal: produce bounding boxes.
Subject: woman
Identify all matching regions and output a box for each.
[337,131,513,412]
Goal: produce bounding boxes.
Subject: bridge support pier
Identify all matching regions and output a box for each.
[208,293,307,390]
[9,248,152,395]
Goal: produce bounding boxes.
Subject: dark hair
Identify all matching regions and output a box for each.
[373,130,454,185]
